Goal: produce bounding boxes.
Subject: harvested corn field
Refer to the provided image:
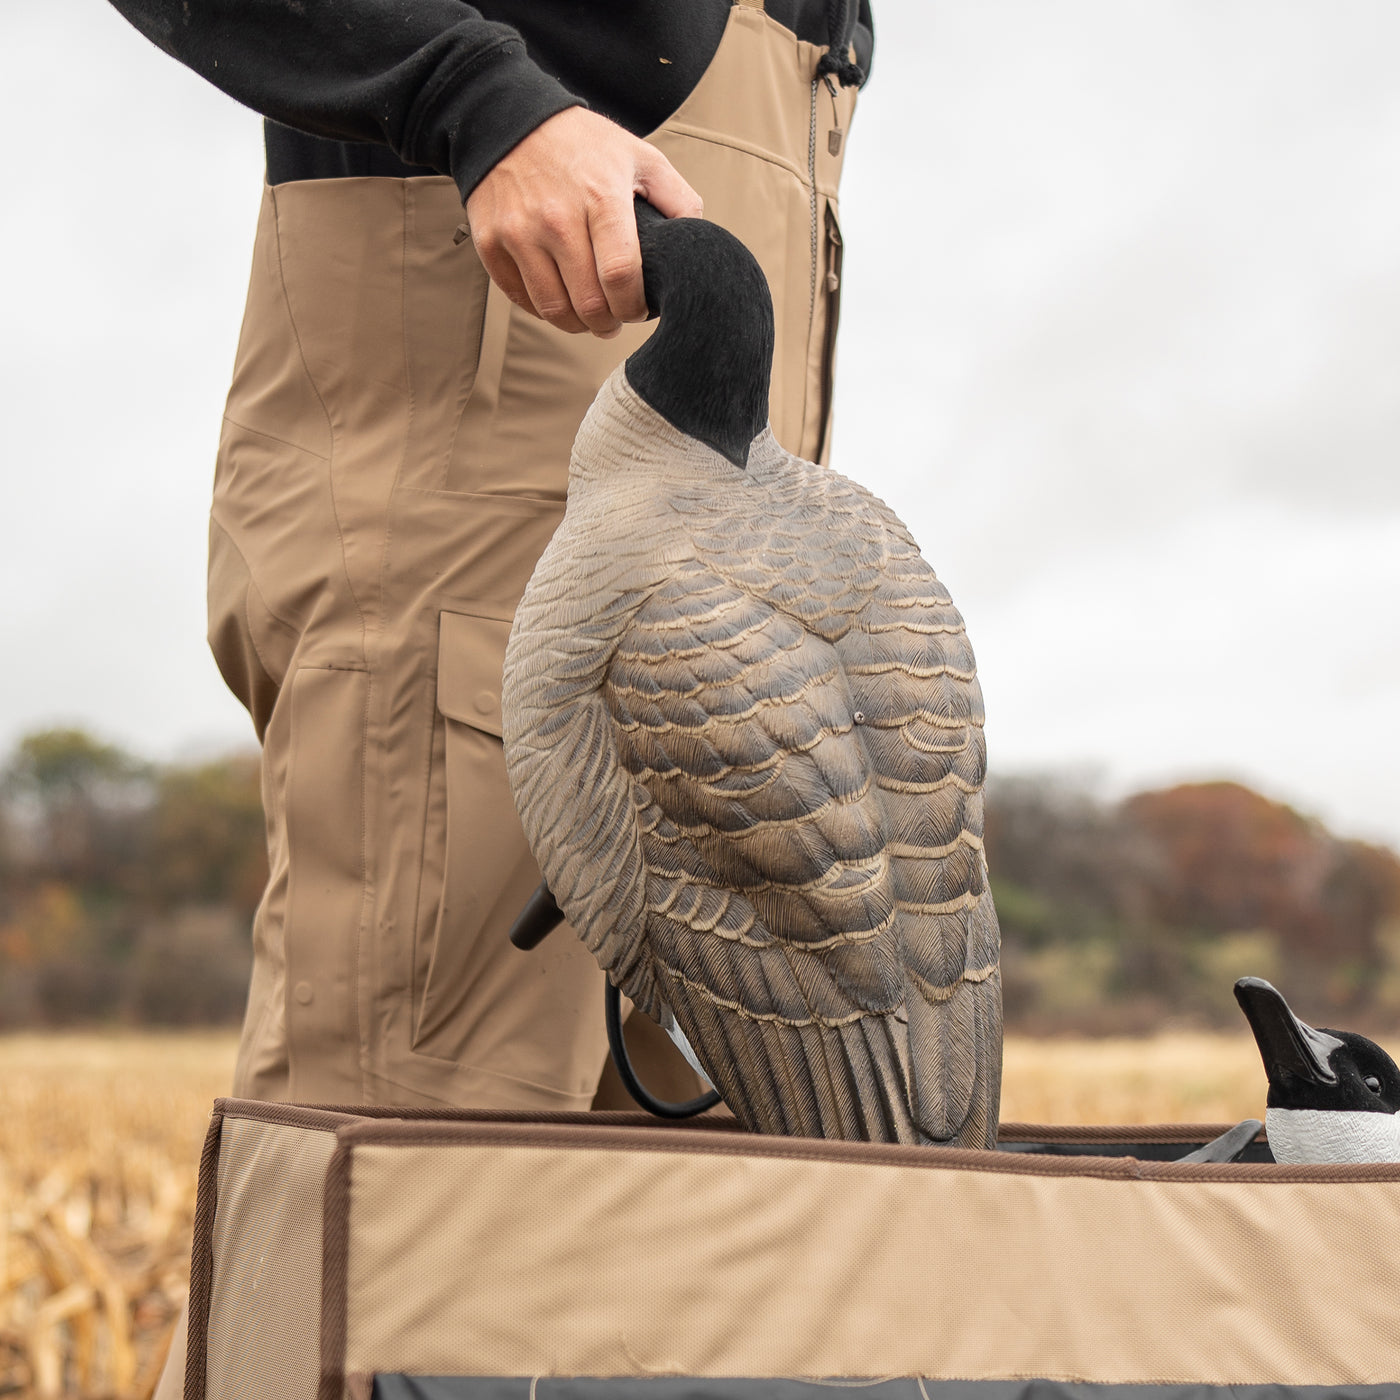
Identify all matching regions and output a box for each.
[0,1034,235,1399]
[0,1030,1276,1398]
[1001,1031,1271,1127]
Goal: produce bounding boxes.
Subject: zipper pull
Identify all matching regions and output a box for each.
[823,75,843,156]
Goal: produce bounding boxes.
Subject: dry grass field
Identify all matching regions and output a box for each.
[1000,1031,1269,1126]
[0,1034,236,1399]
[0,1029,1273,1399]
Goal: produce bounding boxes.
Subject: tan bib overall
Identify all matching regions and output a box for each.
[208,2,858,1112]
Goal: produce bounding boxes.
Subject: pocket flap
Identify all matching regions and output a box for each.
[437,610,513,739]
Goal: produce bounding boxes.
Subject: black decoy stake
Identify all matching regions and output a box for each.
[507,880,565,951]
[510,879,722,1119]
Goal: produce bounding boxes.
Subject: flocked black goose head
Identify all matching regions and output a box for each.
[623,199,775,470]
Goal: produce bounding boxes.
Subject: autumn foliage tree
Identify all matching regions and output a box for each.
[0,729,263,1027]
[987,776,1400,1032]
[1124,782,1400,1014]
[1,727,1397,1033]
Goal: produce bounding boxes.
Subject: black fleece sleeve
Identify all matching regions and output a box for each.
[106,0,583,200]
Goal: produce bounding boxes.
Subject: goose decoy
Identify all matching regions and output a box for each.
[1234,976,1400,1163]
[502,205,1001,1147]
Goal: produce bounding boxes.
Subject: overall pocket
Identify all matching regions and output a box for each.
[817,199,845,464]
[411,609,604,1097]
[413,607,519,1054]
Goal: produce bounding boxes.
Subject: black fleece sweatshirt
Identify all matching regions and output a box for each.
[107,1,874,203]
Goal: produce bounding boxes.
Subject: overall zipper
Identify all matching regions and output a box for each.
[808,74,845,341]
[807,75,820,338]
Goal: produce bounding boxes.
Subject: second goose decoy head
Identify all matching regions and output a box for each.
[1234,976,1400,1163]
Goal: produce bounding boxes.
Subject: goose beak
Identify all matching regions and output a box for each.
[1234,976,1342,1088]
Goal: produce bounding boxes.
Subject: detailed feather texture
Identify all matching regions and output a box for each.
[503,370,1002,1147]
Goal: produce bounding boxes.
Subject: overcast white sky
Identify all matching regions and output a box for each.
[3,1,1398,847]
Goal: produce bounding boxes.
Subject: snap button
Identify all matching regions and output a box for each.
[474,690,496,715]
[293,981,314,1006]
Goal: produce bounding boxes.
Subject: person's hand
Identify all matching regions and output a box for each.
[464,107,703,338]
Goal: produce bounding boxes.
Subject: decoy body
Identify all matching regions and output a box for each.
[1235,976,1400,1164]
[503,206,1001,1147]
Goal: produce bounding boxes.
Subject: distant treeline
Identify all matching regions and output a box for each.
[989,775,1400,1035]
[2,728,1397,1034]
[0,729,263,1028]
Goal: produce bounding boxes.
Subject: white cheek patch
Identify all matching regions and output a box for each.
[1266,1107,1400,1164]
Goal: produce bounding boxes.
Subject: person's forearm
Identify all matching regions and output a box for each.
[106,0,581,199]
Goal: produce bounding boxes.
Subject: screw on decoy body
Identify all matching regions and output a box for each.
[1234,976,1400,1164]
[502,201,1001,1147]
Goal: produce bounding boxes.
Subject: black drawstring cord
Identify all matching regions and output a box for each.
[818,0,865,87]
[816,50,864,88]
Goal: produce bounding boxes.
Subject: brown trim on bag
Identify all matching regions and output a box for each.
[221,1097,1400,1180]
[222,1101,1265,1151]
[320,1137,356,1400]
[184,1106,226,1400]
[997,1122,1262,1146]
[215,1096,367,1133]
[325,1115,1400,1184]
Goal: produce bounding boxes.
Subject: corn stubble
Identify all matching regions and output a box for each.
[0,1034,234,1399]
[0,1031,1270,1397]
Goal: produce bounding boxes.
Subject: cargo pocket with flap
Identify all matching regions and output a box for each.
[411,608,599,1085]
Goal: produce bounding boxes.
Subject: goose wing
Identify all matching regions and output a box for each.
[833,544,1003,1148]
[605,558,935,1141]
[678,463,1000,1146]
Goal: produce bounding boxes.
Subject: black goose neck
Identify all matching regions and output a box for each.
[625,201,775,469]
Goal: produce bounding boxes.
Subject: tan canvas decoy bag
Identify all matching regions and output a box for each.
[185,1098,1400,1400]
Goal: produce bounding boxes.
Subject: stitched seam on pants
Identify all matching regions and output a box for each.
[660,121,811,185]
[353,672,373,1099]
[221,411,330,464]
[356,186,416,1096]
[281,666,373,1103]
[267,184,369,659]
[663,123,844,201]
[374,183,414,647]
[408,674,442,1048]
[265,183,375,1104]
